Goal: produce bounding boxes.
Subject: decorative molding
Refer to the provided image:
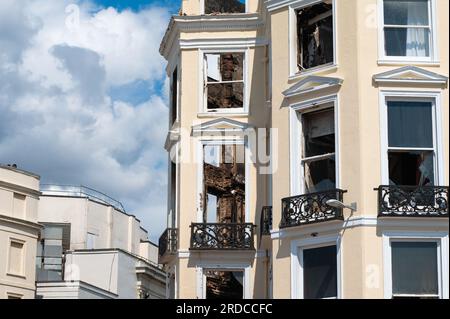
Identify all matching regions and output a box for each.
[265,0,318,12]
[160,14,264,60]
[179,37,268,50]
[0,214,43,234]
[0,181,41,198]
[191,118,254,136]
[282,76,343,99]
[271,216,449,240]
[373,66,448,85]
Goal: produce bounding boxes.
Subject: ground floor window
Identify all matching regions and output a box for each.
[205,270,244,299]
[391,241,439,299]
[302,245,338,299]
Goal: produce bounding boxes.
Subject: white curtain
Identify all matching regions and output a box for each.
[406,1,429,57]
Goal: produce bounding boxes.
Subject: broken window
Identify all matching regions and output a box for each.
[301,108,336,193]
[206,270,244,299]
[296,1,334,71]
[170,67,178,125]
[387,101,435,186]
[203,144,245,223]
[205,53,244,111]
[204,0,245,15]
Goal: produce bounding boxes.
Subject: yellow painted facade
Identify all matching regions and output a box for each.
[159,0,449,299]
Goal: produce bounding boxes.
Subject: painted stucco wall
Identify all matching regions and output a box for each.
[0,166,41,299]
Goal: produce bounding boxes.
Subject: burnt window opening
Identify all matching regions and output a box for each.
[296,1,334,72]
[170,67,178,125]
[204,0,245,15]
[301,107,336,193]
[203,144,245,224]
[205,53,244,111]
[206,270,244,299]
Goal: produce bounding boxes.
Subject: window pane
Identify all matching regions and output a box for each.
[384,0,429,26]
[207,83,244,109]
[203,145,245,224]
[388,101,433,148]
[389,151,434,186]
[297,2,334,70]
[205,271,244,299]
[392,242,438,296]
[44,227,63,240]
[303,109,335,158]
[305,157,336,193]
[385,28,430,57]
[303,246,337,299]
[206,53,243,82]
[205,0,245,14]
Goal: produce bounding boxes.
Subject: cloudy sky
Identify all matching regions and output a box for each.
[0,0,180,241]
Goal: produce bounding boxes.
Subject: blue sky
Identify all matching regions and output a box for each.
[0,0,179,242]
[94,0,180,13]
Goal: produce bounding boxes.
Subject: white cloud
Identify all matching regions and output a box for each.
[0,0,171,241]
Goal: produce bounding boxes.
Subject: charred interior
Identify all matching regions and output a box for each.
[206,53,244,111]
[203,145,245,223]
[206,271,244,299]
[297,1,334,71]
[204,0,246,15]
[302,108,336,193]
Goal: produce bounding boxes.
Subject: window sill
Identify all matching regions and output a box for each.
[378,60,440,67]
[6,272,26,280]
[289,64,338,81]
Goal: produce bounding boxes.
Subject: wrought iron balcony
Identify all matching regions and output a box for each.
[158,228,178,263]
[376,185,449,217]
[260,206,273,236]
[280,189,346,228]
[190,223,255,250]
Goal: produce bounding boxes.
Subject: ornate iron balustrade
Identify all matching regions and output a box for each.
[280,189,346,228]
[190,223,255,250]
[260,206,273,236]
[158,228,178,261]
[376,185,449,217]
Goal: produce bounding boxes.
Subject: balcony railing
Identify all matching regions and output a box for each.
[376,185,449,217]
[190,223,255,250]
[280,189,346,228]
[158,228,178,263]
[260,206,273,236]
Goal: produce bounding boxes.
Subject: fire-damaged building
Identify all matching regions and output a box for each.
[158,0,449,299]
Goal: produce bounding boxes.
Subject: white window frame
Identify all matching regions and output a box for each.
[377,0,439,64]
[383,231,449,299]
[200,0,248,15]
[288,0,338,79]
[196,138,251,223]
[291,234,343,299]
[379,90,444,185]
[199,49,249,115]
[198,265,251,299]
[289,94,340,196]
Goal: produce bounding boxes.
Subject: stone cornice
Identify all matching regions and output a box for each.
[160,13,265,60]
